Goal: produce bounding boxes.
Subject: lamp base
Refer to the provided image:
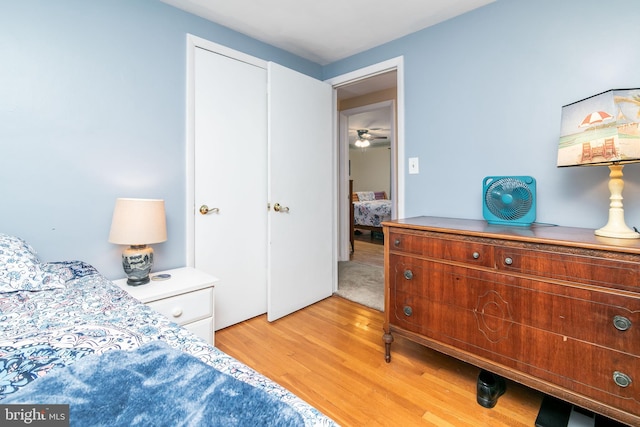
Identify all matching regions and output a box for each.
[126,276,150,286]
[595,225,639,239]
[122,245,154,286]
[595,164,640,239]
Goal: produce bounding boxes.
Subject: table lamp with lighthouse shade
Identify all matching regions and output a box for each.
[558,88,640,239]
[108,198,167,285]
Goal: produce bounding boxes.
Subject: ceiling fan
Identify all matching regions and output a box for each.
[353,129,388,148]
[356,129,388,140]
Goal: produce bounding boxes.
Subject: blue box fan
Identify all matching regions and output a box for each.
[482,176,536,226]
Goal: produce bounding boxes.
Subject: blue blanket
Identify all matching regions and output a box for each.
[4,341,304,427]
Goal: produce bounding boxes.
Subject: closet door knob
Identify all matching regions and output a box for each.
[403,270,413,280]
[273,203,290,213]
[199,205,219,215]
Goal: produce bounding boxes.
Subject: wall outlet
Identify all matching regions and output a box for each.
[408,157,419,174]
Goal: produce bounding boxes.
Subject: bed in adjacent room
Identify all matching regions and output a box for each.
[349,181,392,252]
[0,233,337,426]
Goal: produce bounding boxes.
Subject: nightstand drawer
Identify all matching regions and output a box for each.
[147,287,213,326]
[184,317,214,346]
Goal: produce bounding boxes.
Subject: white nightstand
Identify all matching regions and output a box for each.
[113,267,218,345]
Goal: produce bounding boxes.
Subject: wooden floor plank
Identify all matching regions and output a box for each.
[215,296,543,426]
[350,237,384,267]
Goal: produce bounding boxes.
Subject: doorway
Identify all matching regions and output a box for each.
[344,100,393,255]
[327,58,404,311]
[326,57,404,264]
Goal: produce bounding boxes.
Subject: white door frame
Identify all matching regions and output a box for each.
[325,56,405,264]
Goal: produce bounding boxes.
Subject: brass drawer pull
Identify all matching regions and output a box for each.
[403,306,413,317]
[613,371,632,388]
[403,270,413,280]
[613,315,632,331]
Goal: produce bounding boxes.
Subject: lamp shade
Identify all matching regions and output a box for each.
[558,88,640,167]
[108,198,167,245]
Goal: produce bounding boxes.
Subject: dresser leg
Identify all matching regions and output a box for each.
[383,332,394,363]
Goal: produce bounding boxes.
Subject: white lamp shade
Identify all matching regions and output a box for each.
[108,198,167,245]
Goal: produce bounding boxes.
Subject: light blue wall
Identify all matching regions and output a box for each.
[324,0,640,230]
[0,0,320,279]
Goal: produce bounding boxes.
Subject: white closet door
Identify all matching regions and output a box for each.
[194,47,268,330]
[267,62,334,321]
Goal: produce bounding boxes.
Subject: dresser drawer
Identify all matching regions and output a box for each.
[393,290,640,414]
[390,255,640,355]
[389,263,640,414]
[389,230,494,267]
[495,246,640,293]
[147,287,213,326]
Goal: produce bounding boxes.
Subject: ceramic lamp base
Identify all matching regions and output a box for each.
[595,164,640,239]
[122,244,154,286]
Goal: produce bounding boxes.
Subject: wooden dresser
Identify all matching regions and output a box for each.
[382,217,640,426]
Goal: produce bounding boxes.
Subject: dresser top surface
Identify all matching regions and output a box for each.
[383,216,640,254]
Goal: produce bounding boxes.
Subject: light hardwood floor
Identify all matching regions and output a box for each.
[215,296,543,426]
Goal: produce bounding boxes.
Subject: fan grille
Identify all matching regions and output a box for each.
[484,178,533,221]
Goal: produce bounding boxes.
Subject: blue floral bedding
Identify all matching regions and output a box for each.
[353,199,392,227]
[4,341,306,426]
[0,261,336,427]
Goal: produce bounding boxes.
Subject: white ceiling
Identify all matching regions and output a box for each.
[160,0,495,65]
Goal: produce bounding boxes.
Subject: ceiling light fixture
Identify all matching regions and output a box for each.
[355,129,371,148]
[355,138,370,148]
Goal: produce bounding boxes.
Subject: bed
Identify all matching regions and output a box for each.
[349,181,392,252]
[0,233,337,426]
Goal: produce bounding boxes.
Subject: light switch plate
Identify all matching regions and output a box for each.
[408,157,419,174]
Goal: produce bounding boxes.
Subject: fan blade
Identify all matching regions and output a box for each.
[485,180,533,220]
